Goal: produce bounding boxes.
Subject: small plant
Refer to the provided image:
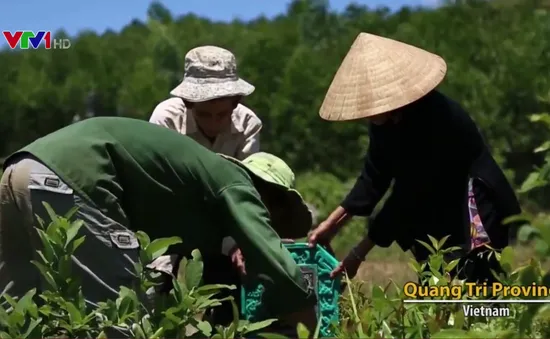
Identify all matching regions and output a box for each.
[0,202,276,339]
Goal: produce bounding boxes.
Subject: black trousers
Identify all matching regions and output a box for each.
[413,178,507,285]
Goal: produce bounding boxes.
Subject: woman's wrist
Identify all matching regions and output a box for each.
[353,236,375,259]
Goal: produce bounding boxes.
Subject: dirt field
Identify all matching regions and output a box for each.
[351,243,539,294]
[349,244,416,293]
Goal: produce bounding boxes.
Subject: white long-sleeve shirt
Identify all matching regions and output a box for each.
[149,97,262,160]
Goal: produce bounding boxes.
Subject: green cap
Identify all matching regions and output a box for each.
[241,152,295,188]
[221,152,313,238]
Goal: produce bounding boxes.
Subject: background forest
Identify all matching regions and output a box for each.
[2,0,550,282]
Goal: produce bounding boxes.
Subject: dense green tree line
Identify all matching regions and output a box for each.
[1,0,549,208]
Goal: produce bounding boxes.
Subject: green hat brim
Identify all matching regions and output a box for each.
[221,155,313,238]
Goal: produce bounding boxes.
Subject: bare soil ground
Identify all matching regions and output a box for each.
[345,244,416,294]
[355,260,416,291]
[350,244,541,295]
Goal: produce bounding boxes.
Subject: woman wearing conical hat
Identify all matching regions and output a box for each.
[308,33,522,283]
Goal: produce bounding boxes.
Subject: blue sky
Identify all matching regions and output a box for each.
[1,0,435,38]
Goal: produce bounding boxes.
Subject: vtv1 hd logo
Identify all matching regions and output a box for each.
[2,31,71,49]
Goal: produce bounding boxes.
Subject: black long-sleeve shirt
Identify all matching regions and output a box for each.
[341,90,521,255]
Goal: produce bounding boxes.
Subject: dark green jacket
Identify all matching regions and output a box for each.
[4,117,316,314]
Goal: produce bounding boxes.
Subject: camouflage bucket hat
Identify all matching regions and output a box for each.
[170,45,255,102]
[220,152,313,239]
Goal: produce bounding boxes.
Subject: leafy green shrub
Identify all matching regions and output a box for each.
[331,235,550,339]
[2,202,550,339]
[0,203,276,339]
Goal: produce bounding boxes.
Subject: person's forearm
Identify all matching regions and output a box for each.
[323,206,352,237]
[353,235,375,259]
[326,206,347,224]
[327,206,352,229]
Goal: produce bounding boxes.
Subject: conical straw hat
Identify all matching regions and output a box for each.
[319,32,447,121]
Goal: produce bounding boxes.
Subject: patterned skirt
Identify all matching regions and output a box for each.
[468,178,491,250]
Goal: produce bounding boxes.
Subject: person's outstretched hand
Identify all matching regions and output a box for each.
[307,220,335,247]
[330,250,363,279]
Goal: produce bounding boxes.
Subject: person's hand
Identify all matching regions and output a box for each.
[307,220,335,247]
[281,238,295,244]
[229,246,246,275]
[330,249,364,279]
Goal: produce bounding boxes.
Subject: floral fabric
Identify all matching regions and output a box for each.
[468,178,491,250]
